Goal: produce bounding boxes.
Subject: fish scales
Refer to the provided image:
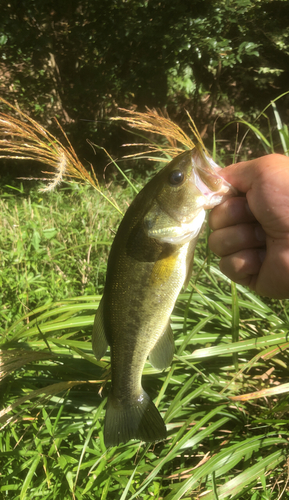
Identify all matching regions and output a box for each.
[92,147,236,447]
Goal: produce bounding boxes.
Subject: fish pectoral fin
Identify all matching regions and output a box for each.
[92,298,109,359]
[149,322,174,371]
[104,390,167,447]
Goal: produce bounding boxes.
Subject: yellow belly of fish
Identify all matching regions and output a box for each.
[149,253,177,286]
[149,243,189,288]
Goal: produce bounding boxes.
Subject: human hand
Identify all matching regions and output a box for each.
[208,154,289,298]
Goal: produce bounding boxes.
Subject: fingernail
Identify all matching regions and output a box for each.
[255,225,266,242]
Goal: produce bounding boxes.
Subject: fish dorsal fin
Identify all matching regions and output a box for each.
[92,298,109,359]
[149,322,174,370]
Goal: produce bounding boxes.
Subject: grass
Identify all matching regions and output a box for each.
[0,181,123,329]
[1,100,289,499]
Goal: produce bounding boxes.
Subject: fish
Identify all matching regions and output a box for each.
[92,145,235,447]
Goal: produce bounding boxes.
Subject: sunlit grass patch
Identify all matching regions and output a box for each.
[1,245,289,499]
[1,100,289,498]
[0,181,129,330]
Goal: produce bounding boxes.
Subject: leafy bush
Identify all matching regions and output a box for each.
[1,0,289,163]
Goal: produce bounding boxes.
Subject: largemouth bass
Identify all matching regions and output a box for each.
[92,146,235,447]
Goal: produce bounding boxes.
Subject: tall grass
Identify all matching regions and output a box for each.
[0,182,128,330]
[1,100,289,499]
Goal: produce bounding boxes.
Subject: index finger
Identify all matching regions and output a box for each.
[209,196,256,230]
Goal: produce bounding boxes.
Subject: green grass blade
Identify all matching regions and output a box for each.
[188,331,289,359]
[231,282,239,370]
[166,437,287,500]
[203,449,285,499]
[119,467,137,500]
[271,101,289,155]
[20,454,41,500]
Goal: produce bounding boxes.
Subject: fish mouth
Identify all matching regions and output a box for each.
[191,145,237,209]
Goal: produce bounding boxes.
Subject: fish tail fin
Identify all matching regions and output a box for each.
[104,390,167,447]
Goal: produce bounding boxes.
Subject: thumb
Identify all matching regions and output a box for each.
[219,154,288,194]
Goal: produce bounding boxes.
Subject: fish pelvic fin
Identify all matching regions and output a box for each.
[104,390,167,447]
[92,298,109,359]
[149,322,174,371]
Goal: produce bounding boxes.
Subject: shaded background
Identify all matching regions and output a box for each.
[1,0,289,176]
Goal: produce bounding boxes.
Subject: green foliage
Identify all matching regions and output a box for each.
[1,100,289,498]
[0,181,133,330]
[2,119,289,497]
[1,0,289,162]
[215,94,289,163]
[1,239,289,498]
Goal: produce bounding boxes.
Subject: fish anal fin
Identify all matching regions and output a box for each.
[149,322,174,371]
[92,298,109,359]
[104,390,166,447]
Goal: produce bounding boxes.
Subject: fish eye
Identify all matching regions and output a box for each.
[168,170,185,186]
